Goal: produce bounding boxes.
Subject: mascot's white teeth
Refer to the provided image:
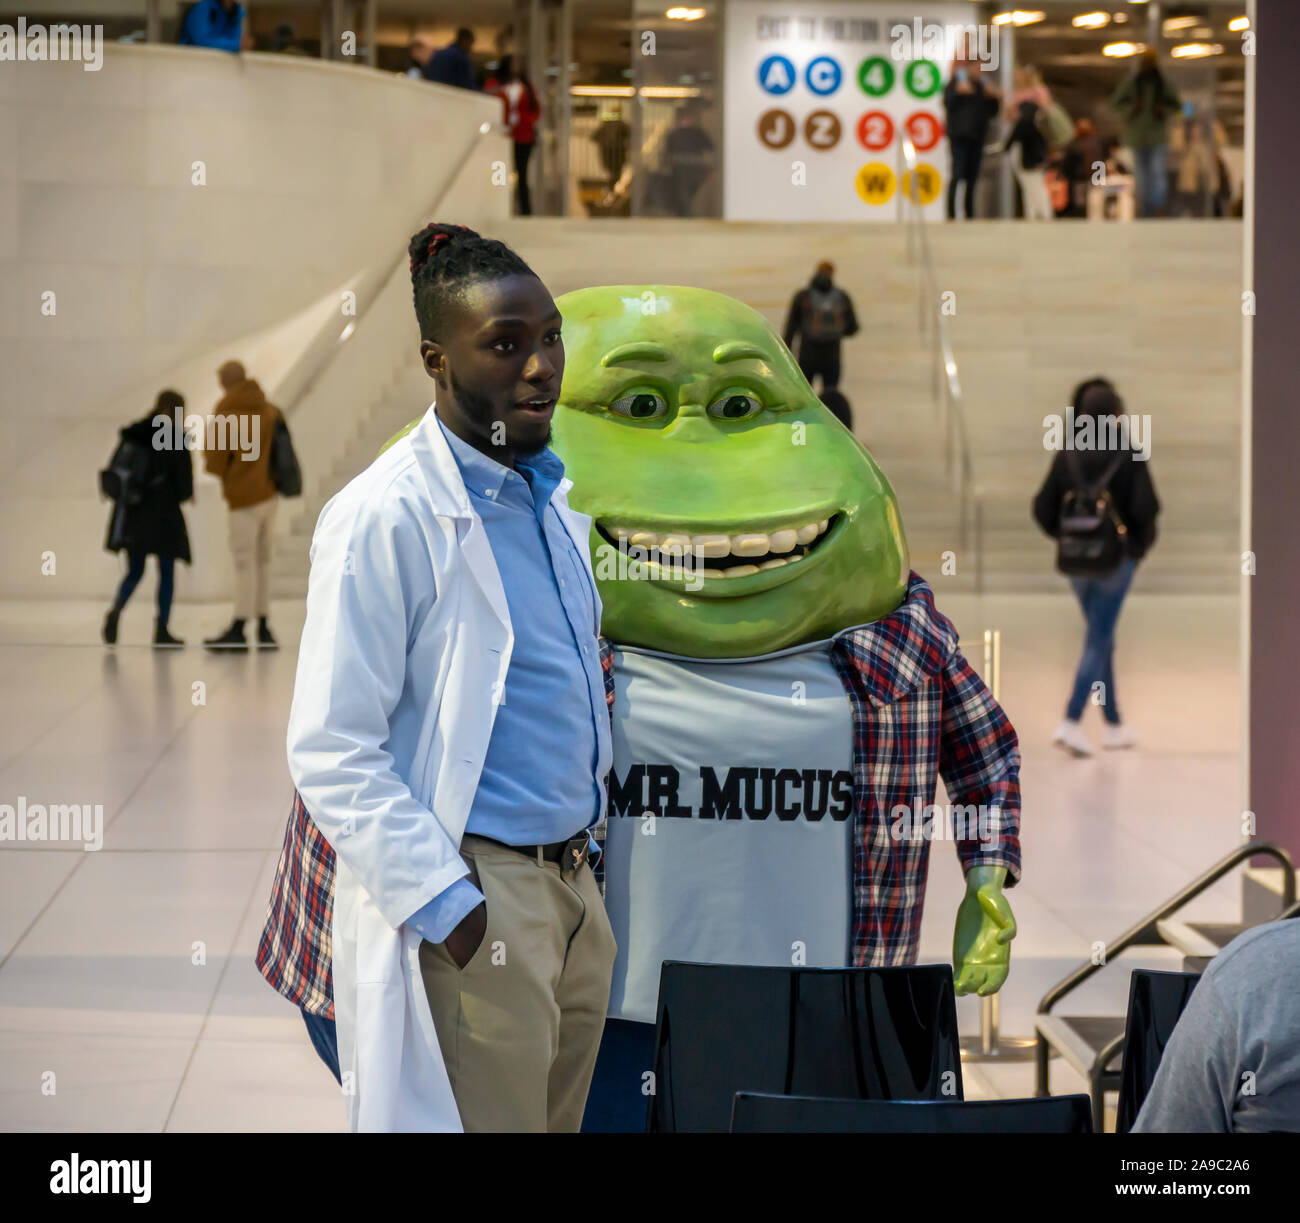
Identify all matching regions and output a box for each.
[608,518,832,560]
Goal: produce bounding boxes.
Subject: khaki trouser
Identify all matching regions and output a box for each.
[228,496,276,619]
[418,833,617,1133]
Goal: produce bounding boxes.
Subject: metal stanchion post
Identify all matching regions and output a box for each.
[960,628,1037,1062]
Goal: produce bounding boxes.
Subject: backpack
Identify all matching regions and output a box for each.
[1055,451,1128,578]
[802,288,847,343]
[269,414,302,497]
[99,436,155,508]
[1038,101,1074,150]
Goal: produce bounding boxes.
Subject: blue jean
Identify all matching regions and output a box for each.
[115,549,174,623]
[1066,558,1136,724]
[1133,144,1168,217]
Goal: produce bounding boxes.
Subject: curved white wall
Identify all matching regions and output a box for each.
[0,43,508,601]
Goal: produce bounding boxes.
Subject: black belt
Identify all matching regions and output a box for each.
[471,833,589,871]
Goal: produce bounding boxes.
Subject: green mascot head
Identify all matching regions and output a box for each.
[550,285,909,659]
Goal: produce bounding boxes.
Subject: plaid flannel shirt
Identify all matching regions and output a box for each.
[257,572,1021,1017]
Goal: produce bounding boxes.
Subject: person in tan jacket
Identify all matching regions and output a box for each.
[203,360,280,650]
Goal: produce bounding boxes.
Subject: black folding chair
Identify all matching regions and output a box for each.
[1115,969,1200,1134]
[649,961,962,1133]
[730,1091,1094,1133]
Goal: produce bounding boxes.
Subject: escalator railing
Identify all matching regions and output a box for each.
[896,130,979,586]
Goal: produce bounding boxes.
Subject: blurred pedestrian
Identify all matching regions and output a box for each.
[783,262,859,395]
[1109,49,1180,217]
[203,361,282,652]
[1033,378,1160,756]
[942,57,1000,220]
[426,27,478,91]
[178,0,244,52]
[101,390,193,648]
[484,55,541,215]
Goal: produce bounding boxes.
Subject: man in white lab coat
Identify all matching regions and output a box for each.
[283,222,616,1132]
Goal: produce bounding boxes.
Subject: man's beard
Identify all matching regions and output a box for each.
[449,369,552,452]
[449,368,501,431]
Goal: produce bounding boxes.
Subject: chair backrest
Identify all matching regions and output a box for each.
[649,961,961,1133]
[730,1092,1094,1134]
[1115,968,1201,1134]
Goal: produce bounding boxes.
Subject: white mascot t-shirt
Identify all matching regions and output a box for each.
[605,638,855,1023]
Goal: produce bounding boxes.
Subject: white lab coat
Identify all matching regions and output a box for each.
[285,404,602,1132]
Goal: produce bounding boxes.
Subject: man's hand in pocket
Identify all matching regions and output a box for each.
[444,900,487,970]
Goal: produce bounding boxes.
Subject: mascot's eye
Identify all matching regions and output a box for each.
[708,392,763,421]
[609,391,668,420]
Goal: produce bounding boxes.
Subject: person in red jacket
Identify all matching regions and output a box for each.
[485,55,541,215]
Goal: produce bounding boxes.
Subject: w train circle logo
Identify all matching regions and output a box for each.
[856,163,896,205]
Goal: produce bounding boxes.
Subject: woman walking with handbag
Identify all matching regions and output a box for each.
[1033,378,1160,756]
[101,389,193,647]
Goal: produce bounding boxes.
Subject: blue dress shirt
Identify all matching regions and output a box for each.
[408,417,610,944]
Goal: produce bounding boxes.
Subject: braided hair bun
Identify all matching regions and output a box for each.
[408,223,477,281]
[407,222,538,341]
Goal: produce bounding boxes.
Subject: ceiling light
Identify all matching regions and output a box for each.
[666,6,705,18]
[1171,42,1224,58]
[1102,41,1146,56]
[1113,12,1129,22]
[992,10,1046,25]
[1163,15,1200,32]
[1229,16,1249,31]
[1073,11,1111,28]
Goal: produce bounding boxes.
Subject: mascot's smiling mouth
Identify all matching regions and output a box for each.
[594,512,845,592]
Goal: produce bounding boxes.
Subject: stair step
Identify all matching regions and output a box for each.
[1155,920,1247,960]
[1034,1013,1126,1081]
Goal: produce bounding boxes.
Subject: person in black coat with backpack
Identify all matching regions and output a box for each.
[102,390,193,647]
[1033,378,1159,757]
[782,261,859,395]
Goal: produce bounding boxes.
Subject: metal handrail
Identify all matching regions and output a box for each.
[1037,841,1296,1023]
[895,130,977,568]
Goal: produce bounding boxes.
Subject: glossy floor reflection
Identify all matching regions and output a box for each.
[0,587,1241,1131]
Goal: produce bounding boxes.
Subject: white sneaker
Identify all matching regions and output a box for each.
[1052,719,1095,758]
[1102,724,1138,750]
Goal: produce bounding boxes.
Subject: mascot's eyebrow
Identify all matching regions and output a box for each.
[601,342,672,367]
[711,341,769,364]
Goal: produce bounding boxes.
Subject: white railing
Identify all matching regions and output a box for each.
[896,131,982,591]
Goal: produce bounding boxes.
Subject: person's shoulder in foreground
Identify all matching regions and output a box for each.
[1133,918,1300,1133]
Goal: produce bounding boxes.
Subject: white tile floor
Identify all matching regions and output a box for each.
[0,587,1243,1131]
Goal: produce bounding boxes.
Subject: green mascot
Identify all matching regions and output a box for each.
[361,283,1023,1129]
[547,286,1023,1128]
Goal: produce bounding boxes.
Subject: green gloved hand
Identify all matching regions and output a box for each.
[952,865,1017,996]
